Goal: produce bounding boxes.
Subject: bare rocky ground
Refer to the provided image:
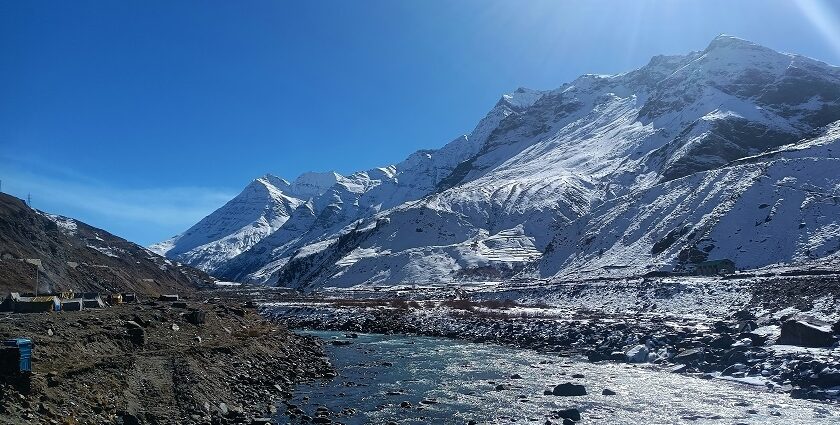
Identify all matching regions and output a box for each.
[264,273,840,404]
[0,296,332,425]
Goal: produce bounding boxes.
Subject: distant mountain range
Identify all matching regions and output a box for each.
[151,35,840,288]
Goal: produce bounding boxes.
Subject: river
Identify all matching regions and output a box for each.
[281,331,838,424]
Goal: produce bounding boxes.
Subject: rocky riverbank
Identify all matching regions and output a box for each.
[264,276,840,402]
[0,297,332,424]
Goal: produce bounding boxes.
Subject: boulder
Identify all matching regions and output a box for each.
[710,334,734,349]
[185,310,206,325]
[741,332,769,346]
[551,383,587,396]
[733,310,756,321]
[127,327,145,346]
[720,348,748,366]
[669,364,688,374]
[555,408,581,421]
[713,321,733,333]
[625,344,649,363]
[814,368,840,387]
[673,348,704,364]
[778,320,836,347]
[117,413,141,425]
[737,320,758,333]
[721,363,747,376]
[601,388,617,395]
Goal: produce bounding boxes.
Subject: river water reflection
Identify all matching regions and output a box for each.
[281,331,838,424]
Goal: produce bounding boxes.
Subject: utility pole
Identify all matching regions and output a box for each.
[26,259,41,296]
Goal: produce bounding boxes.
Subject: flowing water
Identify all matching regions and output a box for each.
[282,331,839,424]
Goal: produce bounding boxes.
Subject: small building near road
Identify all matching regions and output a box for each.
[14,296,61,313]
[80,293,106,309]
[82,297,105,309]
[61,298,85,311]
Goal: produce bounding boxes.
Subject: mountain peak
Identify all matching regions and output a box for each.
[256,173,291,190]
[703,34,765,54]
[496,87,543,111]
[289,171,343,199]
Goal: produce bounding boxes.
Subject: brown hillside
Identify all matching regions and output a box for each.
[0,193,212,296]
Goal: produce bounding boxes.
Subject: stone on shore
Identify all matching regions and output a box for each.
[778,320,836,347]
[625,344,649,363]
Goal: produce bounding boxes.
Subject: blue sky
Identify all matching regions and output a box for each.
[2,0,840,246]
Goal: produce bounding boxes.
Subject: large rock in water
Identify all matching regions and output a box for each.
[556,408,581,421]
[552,383,587,396]
[778,320,836,347]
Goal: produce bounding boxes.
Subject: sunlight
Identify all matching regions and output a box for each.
[794,0,840,59]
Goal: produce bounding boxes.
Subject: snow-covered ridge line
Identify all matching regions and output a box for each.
[155,35,840,288]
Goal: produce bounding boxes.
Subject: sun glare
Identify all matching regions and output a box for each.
[794,0,840,59]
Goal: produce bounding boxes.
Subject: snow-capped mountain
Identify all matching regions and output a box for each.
[536,121,840,280]
[149,171,350,274]
[154,35,840,288]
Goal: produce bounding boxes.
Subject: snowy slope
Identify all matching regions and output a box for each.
[537,122,840,280]
[155,35,840,287]
[149,175,306,272]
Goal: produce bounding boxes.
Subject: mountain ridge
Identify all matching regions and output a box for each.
[154,35,840,288]
[0,193,210,295]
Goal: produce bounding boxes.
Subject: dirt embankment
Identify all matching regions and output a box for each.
[0,297,332,425]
